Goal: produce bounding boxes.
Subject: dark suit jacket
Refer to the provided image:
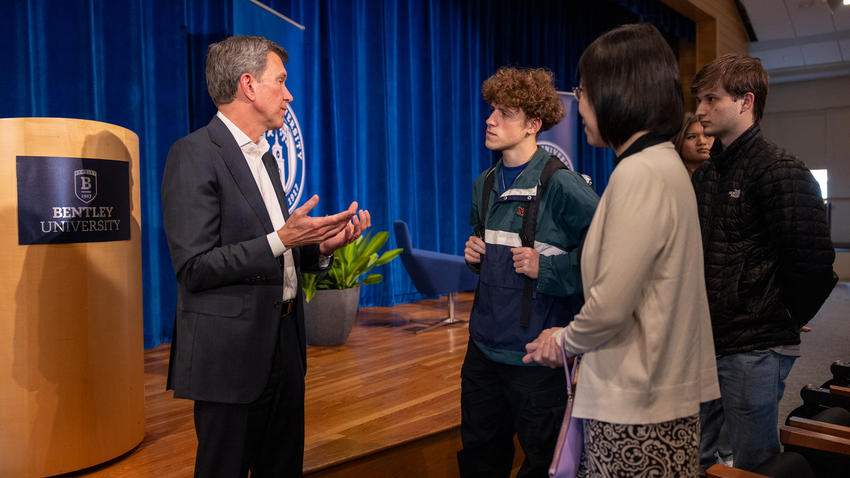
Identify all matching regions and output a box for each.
[161,115,326,404]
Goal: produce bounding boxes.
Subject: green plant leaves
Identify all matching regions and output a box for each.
[360,273,382,285]
[302,272,318,303]
[374,248,402,266]
[300,230,403,299]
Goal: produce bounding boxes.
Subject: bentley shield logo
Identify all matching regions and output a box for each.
[16,156,129,245]
[74,169,97,204]
[265,107,305,213]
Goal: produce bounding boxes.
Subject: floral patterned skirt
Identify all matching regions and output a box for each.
[577,414,700,478]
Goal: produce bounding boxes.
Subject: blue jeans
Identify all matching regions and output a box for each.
[699,349,796,471]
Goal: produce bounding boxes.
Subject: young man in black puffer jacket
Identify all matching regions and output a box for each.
[691,54,837,473]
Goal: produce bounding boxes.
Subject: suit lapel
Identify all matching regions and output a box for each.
[262,152,290,220]
[207,116,275,233]
[262,152,300,264]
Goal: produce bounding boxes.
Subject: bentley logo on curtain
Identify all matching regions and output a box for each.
[537,92,578,171]
[234,0,306,213]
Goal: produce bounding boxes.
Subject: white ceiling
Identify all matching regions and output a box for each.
[741,0,850,81]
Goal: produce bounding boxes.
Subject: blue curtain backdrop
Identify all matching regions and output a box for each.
[0,0,692,349]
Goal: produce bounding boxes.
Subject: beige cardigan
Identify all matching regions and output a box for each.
[555,142,720,425]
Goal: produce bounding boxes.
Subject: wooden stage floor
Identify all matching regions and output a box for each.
[62,292,477,477]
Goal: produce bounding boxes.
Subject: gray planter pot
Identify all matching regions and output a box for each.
[303,285,360,346]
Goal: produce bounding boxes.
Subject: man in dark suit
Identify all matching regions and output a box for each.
[161,35,370,478]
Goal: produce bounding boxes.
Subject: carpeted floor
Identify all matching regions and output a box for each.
[778,281,850,426]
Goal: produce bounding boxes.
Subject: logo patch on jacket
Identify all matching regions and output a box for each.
[728,189,741,199]
[516,206,525,217]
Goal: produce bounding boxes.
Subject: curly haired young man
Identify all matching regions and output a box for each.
[459,67,599,478]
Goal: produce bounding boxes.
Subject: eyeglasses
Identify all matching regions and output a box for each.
[572,86,583,100]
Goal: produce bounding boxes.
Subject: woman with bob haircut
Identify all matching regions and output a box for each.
[523,23,720,476]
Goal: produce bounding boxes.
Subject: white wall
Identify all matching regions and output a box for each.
[761,75,850,279]
[761,75,850,243]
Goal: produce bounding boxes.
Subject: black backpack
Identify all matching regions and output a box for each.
[473,156,568,328]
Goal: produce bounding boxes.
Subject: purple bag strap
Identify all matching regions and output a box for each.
[548,345,583,478]
[561,347,578,395]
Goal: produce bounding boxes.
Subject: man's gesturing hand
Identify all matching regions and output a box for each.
[277,195,357,248]
[319,209,371,255]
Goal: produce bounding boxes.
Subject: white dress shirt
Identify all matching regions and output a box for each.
[217,111,299,300]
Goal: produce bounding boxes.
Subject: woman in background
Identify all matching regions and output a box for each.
[523,23,720,477]
[673,112,714,176]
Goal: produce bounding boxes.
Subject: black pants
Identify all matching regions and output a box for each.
[193,315,305,478]
[458,339,566,478]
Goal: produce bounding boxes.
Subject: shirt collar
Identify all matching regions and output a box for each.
[216,111,270,154]
[497,147,548,182]
[709,123,761,167]
[614,133,669,164]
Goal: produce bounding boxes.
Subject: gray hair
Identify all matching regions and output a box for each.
[206,35,288,106]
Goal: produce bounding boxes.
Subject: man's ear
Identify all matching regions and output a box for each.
[527,117,542,136]
[739,92,755,115]
[239,73,256,101]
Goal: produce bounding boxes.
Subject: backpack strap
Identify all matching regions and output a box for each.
[474,166,497,239]
[519,156,567,247]
[518,156,567,327]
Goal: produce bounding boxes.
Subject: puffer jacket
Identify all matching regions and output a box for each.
[692,124,835,356]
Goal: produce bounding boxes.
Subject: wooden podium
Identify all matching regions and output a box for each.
[0,118,145,477]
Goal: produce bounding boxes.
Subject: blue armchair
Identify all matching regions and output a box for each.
[394,220,479,333]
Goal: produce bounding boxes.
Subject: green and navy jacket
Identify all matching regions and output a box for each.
[468,148,599,365]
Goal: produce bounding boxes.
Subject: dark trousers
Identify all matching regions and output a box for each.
[458,339,566,478]
[193,315,305,478]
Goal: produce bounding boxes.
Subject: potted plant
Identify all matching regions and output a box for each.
[301,231,402,346]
